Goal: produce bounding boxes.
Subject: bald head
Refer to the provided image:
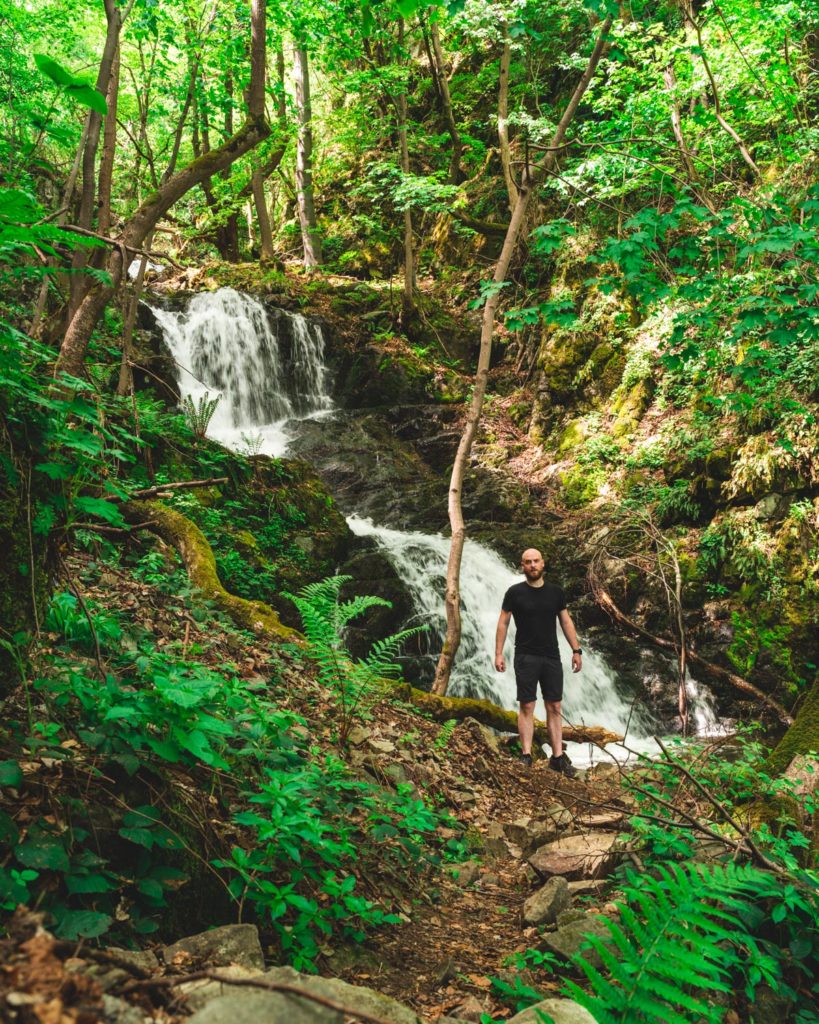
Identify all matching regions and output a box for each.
[520,549,545,584]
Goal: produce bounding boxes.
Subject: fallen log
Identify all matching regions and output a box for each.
[123,499,296,640]
[395,684,623,748]
[594,586,793,726]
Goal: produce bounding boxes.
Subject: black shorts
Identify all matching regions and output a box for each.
[514,651,564,704]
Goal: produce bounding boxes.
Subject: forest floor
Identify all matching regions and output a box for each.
[1,550,630,1022]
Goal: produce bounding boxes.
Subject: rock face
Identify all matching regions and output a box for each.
[507,997,597,1024]
[162,924,265,971]
[528,832,620,881]
[523,876,571,927]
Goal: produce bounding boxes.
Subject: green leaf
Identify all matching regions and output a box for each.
[34,54,76,88]
[55,909,112,939]
[119,827,155,848]
[65,83,108,116]
[15,837,69,871]
[0,761,23,787]
[73,496,125,526]
[66,872,116,895]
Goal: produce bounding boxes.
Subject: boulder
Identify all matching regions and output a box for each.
[484,821,513,859]
[445,861,481,887]
[523,877,571,927]
[783,754,819,797]
[503,816,562,857]
[529,832,620,881]
[162,924,265,971]
[507,997,597,1024]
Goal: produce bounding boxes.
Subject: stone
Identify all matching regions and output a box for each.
[163,924,265,971]
[101,995,149,1024]
[576,811,625,829]
[529,832,620,881]
[104,948,159,974]
[346,725,370,746]
[459,718,501,755]
[185,967,422,1024]
[450,789,477,808]
[507,997,597,1024]
[567,880,602,897]
[542,805,574,831]
[445,860,481,887]
[484,821,513,859]
[556,909,589,927]
[454,995,487,1022]
[503,817,561,856]
[177,965,264,1013]
[541,915,614,971]
[366,738,396,754]
[523,876,571,927]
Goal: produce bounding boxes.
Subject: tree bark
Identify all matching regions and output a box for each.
[293,45,322,267]
[397,17,414,314]
[498,28,518,213]
[432,16,614,695]
[57,1,270,379]
[429,21,462,184]
[97,46,120,237]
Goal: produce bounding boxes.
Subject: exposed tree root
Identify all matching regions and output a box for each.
[123,499,296,639]
[594,586,793,726]
[395,684,623,748]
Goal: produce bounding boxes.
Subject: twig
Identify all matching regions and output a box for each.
[121,970,399,1024]
[59,557,105,681]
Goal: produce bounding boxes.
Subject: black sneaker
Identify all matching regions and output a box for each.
[519,753,533,768]
[549,753,578,778]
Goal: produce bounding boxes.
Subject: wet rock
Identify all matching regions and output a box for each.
[163,924,264,971]
[507,998,597,1024]
[523,876,571,927]
[529,832,620,881]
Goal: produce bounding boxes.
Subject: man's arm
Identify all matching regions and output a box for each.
[558,609,583,673]
[495,609,512,672]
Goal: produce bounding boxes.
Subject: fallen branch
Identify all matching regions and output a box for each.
[121,970,397,1024]
[593,585,793,726]
[396,684,622,748]
[128,477,228,500]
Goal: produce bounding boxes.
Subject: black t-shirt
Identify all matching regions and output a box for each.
[502,581,567,658]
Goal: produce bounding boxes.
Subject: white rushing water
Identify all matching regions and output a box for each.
[153,288,724,765]
[150,288,331,456]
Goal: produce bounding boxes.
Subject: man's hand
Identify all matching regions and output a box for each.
[571,652,582,673]
[494,654,505,672]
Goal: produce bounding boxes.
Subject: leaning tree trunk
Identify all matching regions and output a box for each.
[432,15,614,695]
[56,0,269,379]
[498,27,518,213]
[293,45,322,267]
[397,17,414,315]
[428,20,462,184]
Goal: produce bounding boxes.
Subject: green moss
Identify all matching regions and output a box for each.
[611,379,653,437]
[561,463,605,508]
[557,418,590,456]
[765,676,819,776]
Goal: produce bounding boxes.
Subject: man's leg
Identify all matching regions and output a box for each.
[545,700,563,758]
[518,701,536,755]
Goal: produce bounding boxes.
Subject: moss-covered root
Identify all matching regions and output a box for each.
[397,685,623,749]
[765,675,819,776]
[124,499,296,640]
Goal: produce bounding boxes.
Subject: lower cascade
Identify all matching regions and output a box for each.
[153,288,722,762]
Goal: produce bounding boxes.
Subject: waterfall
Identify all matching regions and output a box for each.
[149,288,331,456]
[152,288,725,764]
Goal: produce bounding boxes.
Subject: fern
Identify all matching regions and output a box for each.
[565,862,784,1024]
[286,576,427,745]
[182,392,220,440]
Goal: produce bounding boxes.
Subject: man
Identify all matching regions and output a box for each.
[494,548,582,776]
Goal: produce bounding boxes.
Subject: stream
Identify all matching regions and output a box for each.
[148,287,724,765]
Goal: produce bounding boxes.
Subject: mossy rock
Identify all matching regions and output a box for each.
[557,418,591,457]
[560,464,604,509]
[586,341,626,397]
[611,379,653,437]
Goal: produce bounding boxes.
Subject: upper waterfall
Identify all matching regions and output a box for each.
[149,288,331,456]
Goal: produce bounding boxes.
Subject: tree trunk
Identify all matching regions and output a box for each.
[251,170,274,260]
[397,18,414,314]
[498,29,518,213]
[429,21,462,184]
[57,1,269,379]
[294,45,322,267]
[432,16,614,696]
[97,46,120,237]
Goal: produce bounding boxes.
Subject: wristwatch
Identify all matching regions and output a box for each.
[572,647,583,655]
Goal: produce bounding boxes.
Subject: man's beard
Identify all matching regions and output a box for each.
[524,567,544,581]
